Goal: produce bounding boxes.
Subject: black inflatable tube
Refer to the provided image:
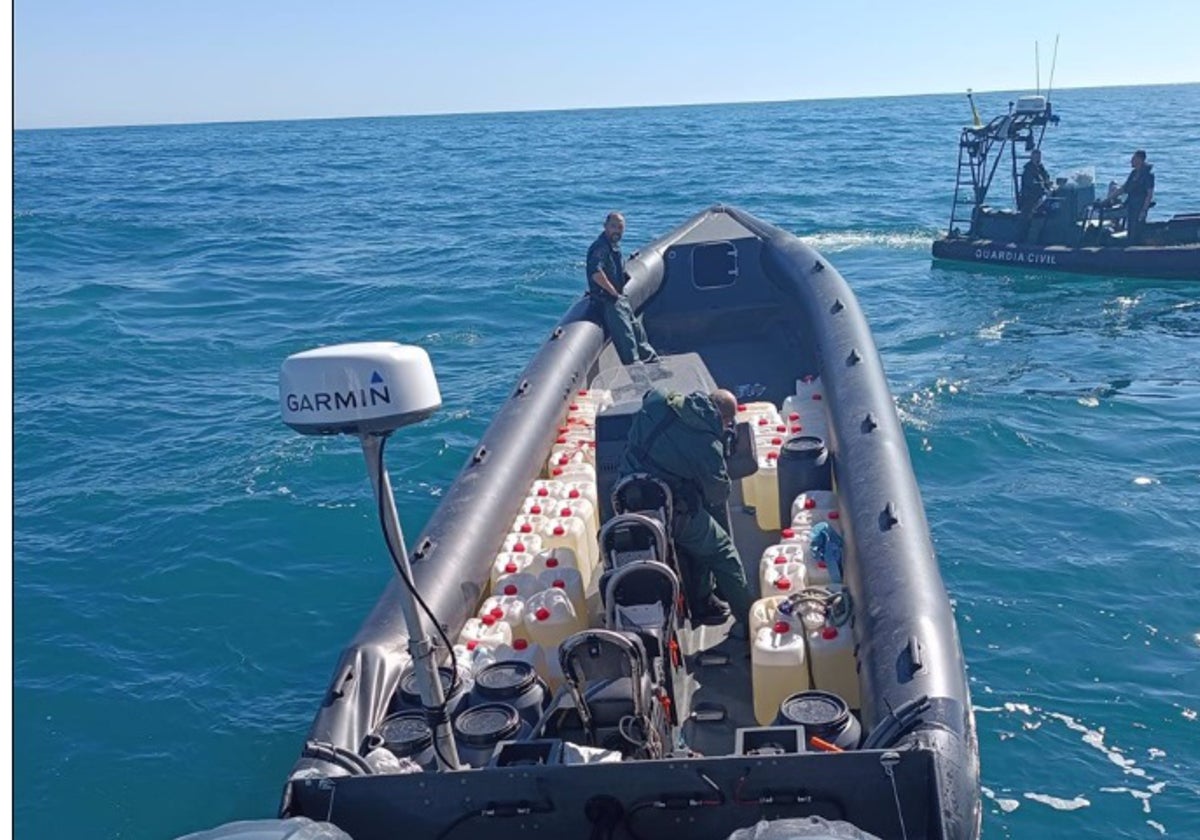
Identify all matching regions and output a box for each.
[932,237,1200,279]
[349,218,675,649]
[723,206,979,839]
[294,214,684,761]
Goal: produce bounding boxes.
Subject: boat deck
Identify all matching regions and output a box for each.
[678,480,779,756]
[590,339,816,757]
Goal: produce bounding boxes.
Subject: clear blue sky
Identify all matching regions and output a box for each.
[15,0,1200,129]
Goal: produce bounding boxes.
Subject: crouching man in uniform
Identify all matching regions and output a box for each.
[620,388,752,639]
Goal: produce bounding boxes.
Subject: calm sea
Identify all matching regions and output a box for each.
[14,85,1200,839]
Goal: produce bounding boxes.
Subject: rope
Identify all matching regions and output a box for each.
[881,752,910,840]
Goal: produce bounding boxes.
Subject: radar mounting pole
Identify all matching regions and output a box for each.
[1035,41,1041,96]
[360,433,461,770]
[1046,34,1060,102]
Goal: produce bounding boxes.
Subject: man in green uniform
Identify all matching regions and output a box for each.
[620,388,752,637]
[586,212,659,366]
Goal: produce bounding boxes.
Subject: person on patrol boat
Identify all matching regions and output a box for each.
[1017,148,1053,243]
[1114,150,1155,244]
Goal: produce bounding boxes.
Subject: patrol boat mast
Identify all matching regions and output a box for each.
[946,92,1060,238]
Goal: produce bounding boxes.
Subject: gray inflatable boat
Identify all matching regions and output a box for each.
[278,206,981,840]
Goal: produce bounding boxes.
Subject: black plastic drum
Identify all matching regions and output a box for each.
[393,665,471,717]
[776,690,861,750]
[453,702,530,768]
[777,435,832,525]
[373,711,436,770]
[468,661,547,727]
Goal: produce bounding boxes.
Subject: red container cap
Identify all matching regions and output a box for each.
[758,418,769,426]
[788,412,800,421]
[560,508,572,517]
[546,556,559,568]
[556,436,567,444]
[828,511,840,520]
[552,579,565,589]
[536,487,549,497]
[503,584,518,595]
[816,560,827,569]
[578,389,588,396]
[490,606,505,619]
[513,639,529,651]
[775,425,787,433]
[568,488,580,499]
[804,498,816,509]
[481,615,496,626]
[782,528,795,539]
[519,524,532,533]
[535,607,551,621]
[737,404,747,411]
[773,620,791,634]
[767,451,779,460]
[771,437,782,446]
[552,467,564,476]
[821,626,838,640]
[504,563,518,574]
[530,504,542,515]
[553,525,565,536]
[774,555,787,565]
[568,403,579,411]
[466,640,478,651]
[557,456,570,465]
[774,577,793,590]
[791,424,802,433]
[513,542,525,553]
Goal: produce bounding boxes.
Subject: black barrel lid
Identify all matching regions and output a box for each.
[453,703,522,746]
[780,435,827,458]
[474,661,537,698]
[376,711,433,754]
[400,666,457,702]
[779,690,850,728]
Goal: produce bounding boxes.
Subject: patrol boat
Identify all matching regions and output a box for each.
[268,206,980,840]
[931,93,1200,279]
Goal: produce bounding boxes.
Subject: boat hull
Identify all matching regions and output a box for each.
[281,207,981,840]
[932,236,1200,279]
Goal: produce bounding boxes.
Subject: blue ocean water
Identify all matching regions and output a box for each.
[14,85,1200,839]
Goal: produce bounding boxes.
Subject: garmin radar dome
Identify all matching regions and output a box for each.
[278,340,462,770]
[279,341,441,436]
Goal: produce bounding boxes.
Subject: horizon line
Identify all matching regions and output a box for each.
[16,79,1199,133]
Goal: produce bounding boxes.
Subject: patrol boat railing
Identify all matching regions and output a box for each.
[946,93,1059,237]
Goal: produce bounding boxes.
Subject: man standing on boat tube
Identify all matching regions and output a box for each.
[621,388,753,638]
[586,212,660,365]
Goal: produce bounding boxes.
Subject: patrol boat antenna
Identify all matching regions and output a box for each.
[279,341,461,771]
